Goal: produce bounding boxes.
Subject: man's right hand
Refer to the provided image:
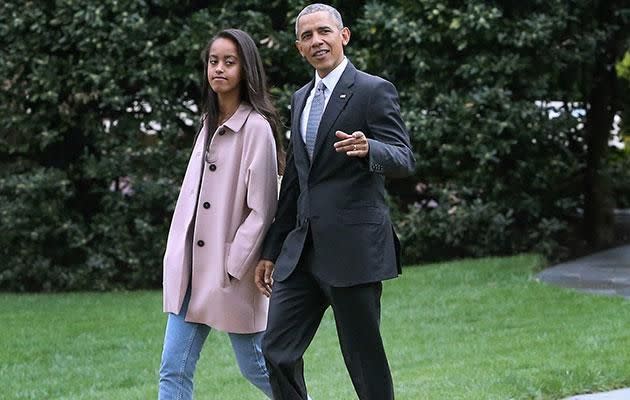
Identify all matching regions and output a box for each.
[254,259,274,297]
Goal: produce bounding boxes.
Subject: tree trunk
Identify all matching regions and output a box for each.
[582,2,621,250]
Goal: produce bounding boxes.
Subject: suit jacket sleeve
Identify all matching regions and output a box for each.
[365,79,415,178]
[260,134,299,262]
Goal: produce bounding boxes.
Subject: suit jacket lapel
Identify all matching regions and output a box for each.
[291,82,312,160]
[311,63,356,161]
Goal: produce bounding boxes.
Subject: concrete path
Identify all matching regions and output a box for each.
[562,388,630,400]
[537,245,630,400]
[536,245,630,299]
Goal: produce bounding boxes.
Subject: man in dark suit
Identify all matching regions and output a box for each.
[254,3,415,399]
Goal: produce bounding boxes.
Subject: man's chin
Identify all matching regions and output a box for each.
[311,61,332,74]
[309,59,326,68]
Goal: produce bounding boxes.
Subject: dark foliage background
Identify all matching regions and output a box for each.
[1,0,628,291]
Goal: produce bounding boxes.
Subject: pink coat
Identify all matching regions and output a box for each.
[162,103,278,333]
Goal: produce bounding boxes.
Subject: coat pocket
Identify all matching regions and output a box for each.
[338,207,384,225]
[222,242,233,288]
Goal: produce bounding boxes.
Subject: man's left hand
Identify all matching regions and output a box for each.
[334,130,369,158]
[254,259,274,297]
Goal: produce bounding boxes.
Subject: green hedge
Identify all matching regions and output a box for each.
[1,0,627,290]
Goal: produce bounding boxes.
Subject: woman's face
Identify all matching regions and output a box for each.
[207,38,242,97]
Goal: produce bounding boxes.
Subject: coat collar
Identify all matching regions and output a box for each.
[220,102,253,134]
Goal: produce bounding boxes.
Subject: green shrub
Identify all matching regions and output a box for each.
[0,0,627,290]
[394,185,572,264]
[0,167,88,291]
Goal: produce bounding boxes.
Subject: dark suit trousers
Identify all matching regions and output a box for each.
[262,233,394,400]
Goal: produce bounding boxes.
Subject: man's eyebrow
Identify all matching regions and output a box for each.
[300,25,333,37]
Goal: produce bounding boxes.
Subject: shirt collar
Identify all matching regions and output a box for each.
[314,57,348,93]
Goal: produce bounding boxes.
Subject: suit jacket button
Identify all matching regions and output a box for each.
[203,202,211,209]
[209,164,217,171]
[218,128,226,136]
[197,240,205,247]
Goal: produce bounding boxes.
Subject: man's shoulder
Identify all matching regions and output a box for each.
[354,68,394,88]
[293,81,313,97]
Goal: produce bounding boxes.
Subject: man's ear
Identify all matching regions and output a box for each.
[295,41,305,57]
[341,27,351,46]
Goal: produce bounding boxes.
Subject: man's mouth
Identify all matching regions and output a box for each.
[312,49,329,57]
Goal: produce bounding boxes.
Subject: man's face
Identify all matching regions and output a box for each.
[295,11,350,78]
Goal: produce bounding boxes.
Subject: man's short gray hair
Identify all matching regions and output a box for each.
[295,3,344,37]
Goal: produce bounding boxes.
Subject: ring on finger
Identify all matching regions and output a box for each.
[353,144,357,151]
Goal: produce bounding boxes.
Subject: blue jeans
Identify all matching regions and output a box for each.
[158,290,272,400]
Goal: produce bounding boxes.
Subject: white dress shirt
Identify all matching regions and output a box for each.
[300,57,349,144]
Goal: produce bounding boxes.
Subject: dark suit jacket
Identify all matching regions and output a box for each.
[261,61,415,286]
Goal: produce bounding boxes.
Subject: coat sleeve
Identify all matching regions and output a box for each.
[364,79,416,178]
[225,118,279,280]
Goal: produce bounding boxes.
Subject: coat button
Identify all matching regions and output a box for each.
[197,240,205,247]
[203,202,210,209]
[218,128,226,136]
[209,164,217,171]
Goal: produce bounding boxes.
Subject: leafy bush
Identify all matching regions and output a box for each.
[394,185,572,264]
[0,167,87,291]
[354,0,612,264]
[0,0,627,290]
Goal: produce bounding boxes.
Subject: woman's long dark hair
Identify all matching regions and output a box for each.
[200,29,285,174]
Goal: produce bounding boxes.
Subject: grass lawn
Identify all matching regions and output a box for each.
[1,254,629,399]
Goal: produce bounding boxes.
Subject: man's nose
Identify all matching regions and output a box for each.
[311,33,323,46]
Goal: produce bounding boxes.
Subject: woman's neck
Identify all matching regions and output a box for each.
[217,93,241,124]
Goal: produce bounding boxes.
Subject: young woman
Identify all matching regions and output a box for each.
[158,29,283,399]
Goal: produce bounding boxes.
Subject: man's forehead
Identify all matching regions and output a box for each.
[297,12,337,32]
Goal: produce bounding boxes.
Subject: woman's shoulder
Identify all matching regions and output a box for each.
[242,107,273,137]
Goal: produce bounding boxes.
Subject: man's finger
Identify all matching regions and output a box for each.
[335,130,352,139]
[352,131,365,139]
[334,140,353,150]
[255,273,266,294]
[254,260,272,297]
[264,264,274,285]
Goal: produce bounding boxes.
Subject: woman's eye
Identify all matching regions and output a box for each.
[209,60,217,65]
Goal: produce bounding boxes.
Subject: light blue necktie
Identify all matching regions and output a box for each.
[305,81,326,160]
